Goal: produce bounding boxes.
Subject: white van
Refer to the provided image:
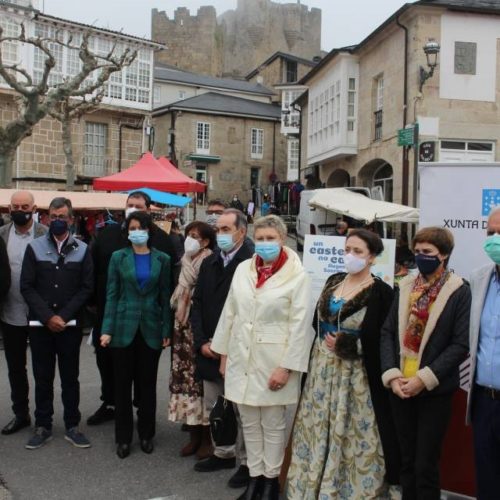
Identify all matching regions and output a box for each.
[295,187,371,251]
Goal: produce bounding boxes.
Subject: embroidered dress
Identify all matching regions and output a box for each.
[287,289,399,500]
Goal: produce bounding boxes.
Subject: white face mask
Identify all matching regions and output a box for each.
[184,236,201,256]
[344,253,367,274]
[125,207,139,219]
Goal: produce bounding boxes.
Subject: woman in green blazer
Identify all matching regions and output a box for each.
[101,211,171,459]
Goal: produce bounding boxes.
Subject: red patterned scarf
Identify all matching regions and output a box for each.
[256,249,288,288]
[403,269,450,356]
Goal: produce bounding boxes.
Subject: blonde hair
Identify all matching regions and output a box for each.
[253,215,287,240]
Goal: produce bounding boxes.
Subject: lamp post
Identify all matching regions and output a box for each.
[414,39,440,207]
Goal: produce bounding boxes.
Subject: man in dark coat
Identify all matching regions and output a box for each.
[191,208,254,488]
[87,191,178,426]
[0,237,10,301]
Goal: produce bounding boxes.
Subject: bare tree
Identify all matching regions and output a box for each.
[0,24,137,187]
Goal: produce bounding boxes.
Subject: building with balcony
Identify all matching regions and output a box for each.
[298,0,500,204]
[0,0,161,189]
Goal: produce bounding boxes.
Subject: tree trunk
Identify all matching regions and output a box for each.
[0,147,16,188]
[61,117,76,190]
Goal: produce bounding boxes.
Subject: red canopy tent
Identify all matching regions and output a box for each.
[92,152,205,193]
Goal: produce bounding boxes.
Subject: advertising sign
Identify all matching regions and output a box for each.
[419,163,500,279]
[303,235,396,308]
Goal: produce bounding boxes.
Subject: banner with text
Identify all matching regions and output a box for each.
[303,235,396,308]
[419,163,500,279]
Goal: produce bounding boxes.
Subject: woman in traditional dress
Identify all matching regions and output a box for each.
[168,221,216,458]
[287,228,401,499]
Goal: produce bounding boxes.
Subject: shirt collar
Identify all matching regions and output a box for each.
[221,241,243,265]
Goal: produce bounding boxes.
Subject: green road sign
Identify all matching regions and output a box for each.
[398,127,415,147]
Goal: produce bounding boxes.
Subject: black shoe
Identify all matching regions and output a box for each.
[260,477,279,500]
[228,464,250,488]
[237,476,264,500]
[194,455,236,472]
[2,416,31,435]
[116,443,130,459]
[140,439,154,454]
[87,404,114,426]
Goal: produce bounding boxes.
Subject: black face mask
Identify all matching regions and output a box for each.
[10,210,33,227]
[415,253,442,275]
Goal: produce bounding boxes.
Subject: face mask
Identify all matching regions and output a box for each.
[184,236,201,256]
[125,207,140,219]
[217,234,235,253]
[344,253,367,274]
[415,253,442,275]
[255,242,281,262]
[128,229,149,246]
[10,210,33,227]
[484,234,500,264]
[206,214,220,227]
[50,219,68,237]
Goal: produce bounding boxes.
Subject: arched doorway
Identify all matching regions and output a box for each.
[358,159,393,201]
[326,169,350,187]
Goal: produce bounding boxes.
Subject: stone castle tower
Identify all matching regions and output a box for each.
[151,0,322,78]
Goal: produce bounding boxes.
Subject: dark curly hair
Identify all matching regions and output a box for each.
[184,221,216,250]
[126,211,155,248]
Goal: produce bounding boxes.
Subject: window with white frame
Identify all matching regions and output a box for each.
[282,90,301,128]
[251,128,264,159]
[439,140,495,163]
[196,122,210,153]
[83,122,108,177]
[335,80,341,135]
[0,16,20,69]
[178,90,187,100]
[347,77,356,132]
[376,76,384,111]
[288,138,299,179]
[153,85,161,105]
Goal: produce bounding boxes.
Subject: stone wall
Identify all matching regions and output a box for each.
[152,0,321,79]
[0,91,146,190]
[153,110,287,203]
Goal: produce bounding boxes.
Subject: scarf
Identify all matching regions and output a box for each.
[170,248,212,325]
[402,269,450,358]
[256,249,288,288]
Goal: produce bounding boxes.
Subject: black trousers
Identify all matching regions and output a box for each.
[390,392,453,500]
[29,327,82,430]
[94,341,115,406]
[472,387,500,500]
[111,333,162,444]
[0,321,30,418]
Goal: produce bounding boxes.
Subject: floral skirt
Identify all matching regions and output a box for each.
[168,320,209,426]
[286,340,400,500]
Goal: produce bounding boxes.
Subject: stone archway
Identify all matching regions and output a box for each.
[326,168,350,188]
[358,159,393,201]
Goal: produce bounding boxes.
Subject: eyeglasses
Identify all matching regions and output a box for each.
[49,214,69,221]
[206,210,224,216]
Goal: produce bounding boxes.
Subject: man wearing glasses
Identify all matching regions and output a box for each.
[0,191,47,436]
[21,197,94,450]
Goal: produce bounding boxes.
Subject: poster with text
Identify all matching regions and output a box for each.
[303,235,396,308]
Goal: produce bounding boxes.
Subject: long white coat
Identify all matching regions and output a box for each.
[211,246,314,407]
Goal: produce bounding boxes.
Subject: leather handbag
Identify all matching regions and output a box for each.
[209,395,238,447]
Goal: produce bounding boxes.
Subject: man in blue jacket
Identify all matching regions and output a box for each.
[21,197,94,450]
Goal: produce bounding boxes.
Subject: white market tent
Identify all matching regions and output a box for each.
[308,188,420,224]
[0,189,128,210]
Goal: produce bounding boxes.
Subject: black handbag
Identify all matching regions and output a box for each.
[209,395,238,447]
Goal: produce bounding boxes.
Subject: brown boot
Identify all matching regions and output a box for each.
[195,425,213,460]
[180,425,202,457]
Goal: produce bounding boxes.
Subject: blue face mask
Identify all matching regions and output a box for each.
[217,234,235,252]
[484,234,500,264]
[128,229,149,246]
[50,219,68,236]
[255,241,281,262]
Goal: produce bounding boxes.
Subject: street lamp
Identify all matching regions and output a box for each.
[419,39,440,92]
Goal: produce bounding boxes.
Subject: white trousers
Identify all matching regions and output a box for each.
[238,404,287,479]
[203,379,246,464]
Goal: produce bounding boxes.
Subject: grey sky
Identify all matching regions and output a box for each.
[43,0,415,52]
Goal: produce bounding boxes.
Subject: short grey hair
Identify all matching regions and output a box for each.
[49,197,73,217]
[222,208,247,231]
[254,215,287,240]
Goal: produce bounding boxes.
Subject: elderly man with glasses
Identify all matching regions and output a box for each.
[20,197,94,450]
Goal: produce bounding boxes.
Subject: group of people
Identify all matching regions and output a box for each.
[0,189,499,500]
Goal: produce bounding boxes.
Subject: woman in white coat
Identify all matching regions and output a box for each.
[211,215,313,500]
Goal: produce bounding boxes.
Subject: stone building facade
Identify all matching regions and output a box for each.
[152,0,322,79]
[299,0,500,205]
[153,93,286,204]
